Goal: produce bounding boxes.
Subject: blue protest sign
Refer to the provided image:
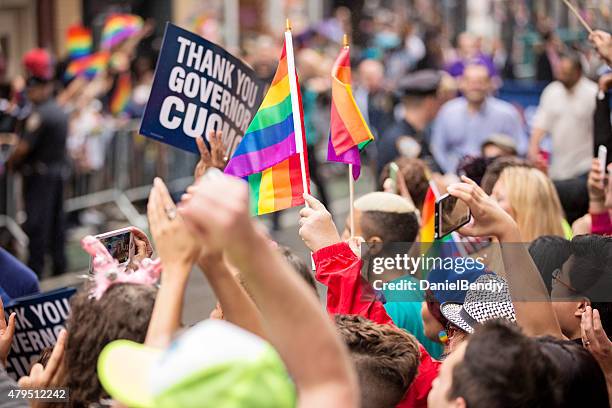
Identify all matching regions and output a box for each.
[140,22,265,157]
[4,287,76,380]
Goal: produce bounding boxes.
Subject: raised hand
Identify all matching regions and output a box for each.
[298,194,341,252]
[582,306,612,372]
[0,297,15,367]
[194,130,227,180]
[446,175,519,241]
[147,178,199,272]
[18,329,66,389]
[178,174,253,255]
[590,30,612,65]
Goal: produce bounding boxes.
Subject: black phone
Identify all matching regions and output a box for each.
[434,193,471,239]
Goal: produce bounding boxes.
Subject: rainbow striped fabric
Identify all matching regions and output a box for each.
[420,184,436,242]
[327,46,374,179]
[65,51,110,79]
[225,43,296,177]
[101,14,143,50]
[225,36,309,215]
[110,72,132,115]
[66,25,92,59]
[247,153,310,215]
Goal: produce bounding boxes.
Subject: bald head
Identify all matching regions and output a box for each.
[344,192,419,243]
[358,59,384,91]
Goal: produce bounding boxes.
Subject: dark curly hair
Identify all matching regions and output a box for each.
[62,282,157,406]
[334,314,420,407]
[378,158,430,211]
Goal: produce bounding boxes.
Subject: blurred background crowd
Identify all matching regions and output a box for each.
[0,0,610,282]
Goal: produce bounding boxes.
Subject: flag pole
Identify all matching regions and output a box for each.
[562,0,593,34]
[284,19,310,201]
[342,34,355,237]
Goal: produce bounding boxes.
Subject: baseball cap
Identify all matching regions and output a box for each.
[97,319,296,408]
[23,48,53,81]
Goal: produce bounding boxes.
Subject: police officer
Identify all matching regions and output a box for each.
[377,70,443,175]
[9,49,68,276]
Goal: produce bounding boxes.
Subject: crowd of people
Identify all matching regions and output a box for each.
[0,5,611,408]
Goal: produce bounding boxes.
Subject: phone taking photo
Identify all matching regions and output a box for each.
[389,162,399,194]
[598,145,607,175]
[89,227,135,273]
[434,193,471,239]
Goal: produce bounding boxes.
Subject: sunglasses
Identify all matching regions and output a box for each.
[552,268,577,294]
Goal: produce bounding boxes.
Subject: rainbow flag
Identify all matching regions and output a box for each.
[66,25,92,59]
[420,183,436,242]
[110,72,132,115]
[101,14,143,50]
[65,51,109,79]
[225,31,309,215]
[225,42,297,177]
[247,153,310,215]
[327,45,374,179]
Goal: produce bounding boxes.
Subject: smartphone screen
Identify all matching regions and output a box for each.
[436,194,471,238]
[99,232,132,264]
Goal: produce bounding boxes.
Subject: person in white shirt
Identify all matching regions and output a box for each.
[528,53,599,222]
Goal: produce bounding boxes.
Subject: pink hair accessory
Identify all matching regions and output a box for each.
[81,235,161,300]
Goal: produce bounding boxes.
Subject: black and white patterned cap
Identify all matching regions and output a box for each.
[440,274,516,334]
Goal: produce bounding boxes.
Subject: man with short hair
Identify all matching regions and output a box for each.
[431,63,527,174]
[427,319,557,408]
[528,53,599,223]
[335,314,421,408]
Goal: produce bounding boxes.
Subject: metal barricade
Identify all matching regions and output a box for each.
[63,119,198,230]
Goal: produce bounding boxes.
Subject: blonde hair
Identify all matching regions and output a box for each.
[498,167,565,242]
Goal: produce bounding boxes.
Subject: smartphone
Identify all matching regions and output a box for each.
[89,228,135,273]
[389,162,399,194]
[434,193,471,239]
[598,145,607,174]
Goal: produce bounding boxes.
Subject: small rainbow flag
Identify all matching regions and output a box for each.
[420,183,437,242]
[225,30,310,215]
[101,14,143,50]
[65,51,110,79]
[327,45,374,179]
[110,72,132,115]
[66,25,92,59]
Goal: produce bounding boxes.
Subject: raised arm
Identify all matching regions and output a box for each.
[145,178,199,348]
[179,175,358,408]
[198,252,266,339]
[447,176,563,338]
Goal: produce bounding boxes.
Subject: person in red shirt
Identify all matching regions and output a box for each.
[299,192,440,408]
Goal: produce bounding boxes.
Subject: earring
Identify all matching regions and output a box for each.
[438,329,449,344]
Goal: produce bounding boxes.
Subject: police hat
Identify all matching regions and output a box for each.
[397,70,441,98]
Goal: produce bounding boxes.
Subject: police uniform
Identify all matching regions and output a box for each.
[20,96,68,276]
[377,70,441,175]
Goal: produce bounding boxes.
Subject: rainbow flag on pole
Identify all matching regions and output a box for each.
[110,72,132,115]
[327,44,374,179]
[65,51,110,79]
[101,14,143,50]
[66,25,92,59]
[420,182,437,242]
[225,28,310,215]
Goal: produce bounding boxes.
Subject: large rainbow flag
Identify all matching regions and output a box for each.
[66,25,92,59]
[225,31,310,215]
[101,14,143,50]
[327,44,374,179]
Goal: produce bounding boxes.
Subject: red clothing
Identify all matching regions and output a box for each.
[313,242,440,408]
[591,212,612,236]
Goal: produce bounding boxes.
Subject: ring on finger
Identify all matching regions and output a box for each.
[165,206,177,220]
